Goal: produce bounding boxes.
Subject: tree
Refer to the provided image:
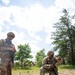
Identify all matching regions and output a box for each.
[51,9,75,65]
[35,49,46,67]
[15,43,33,68]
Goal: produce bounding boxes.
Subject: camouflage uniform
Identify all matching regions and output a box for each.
[0,39,15,63]
[0,32,16,75]
[40,51,58,75]
[0,49,12,75]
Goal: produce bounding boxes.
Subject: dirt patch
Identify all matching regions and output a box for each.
[59,69,75,75]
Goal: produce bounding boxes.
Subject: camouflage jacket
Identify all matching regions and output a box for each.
[0,39,16,53]
[42,56,57,67]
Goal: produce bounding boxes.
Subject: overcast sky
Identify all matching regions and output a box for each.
[0,0,75,60]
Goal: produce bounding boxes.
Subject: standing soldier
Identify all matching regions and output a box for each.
[0,32,16,75]
[40,51,62,75]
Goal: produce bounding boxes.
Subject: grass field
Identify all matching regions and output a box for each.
[12,65,75,75]
[12,66,40,75]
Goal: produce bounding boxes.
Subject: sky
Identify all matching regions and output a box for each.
[0,0,75,61]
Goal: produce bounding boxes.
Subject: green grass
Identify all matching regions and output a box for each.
[13,65,75,71]
[13,65,75,72]
[12,65,75,75]
[30,66,40,70]
[13,66,40,73]
[13,66,40,70]
[58,65,75,70]
[12,67,40,75]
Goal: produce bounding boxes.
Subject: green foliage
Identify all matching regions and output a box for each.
[59,65,75,69]
[51,9,75,65]
[15,43,33,68]
[14,62,20,68]
[35,49,46,67]
[14,60,34,69]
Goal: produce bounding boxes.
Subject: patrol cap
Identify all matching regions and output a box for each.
[7,32,15,38]
[47,51,54,56]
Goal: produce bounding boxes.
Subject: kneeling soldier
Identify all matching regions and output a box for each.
[40,51,62,75]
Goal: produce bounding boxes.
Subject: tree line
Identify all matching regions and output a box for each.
[51,9,75,65]
[14,43,46,68]
[14,9,75,69]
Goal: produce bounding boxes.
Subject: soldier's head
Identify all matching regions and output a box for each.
[47,51,54,59]
[7,32,15,40]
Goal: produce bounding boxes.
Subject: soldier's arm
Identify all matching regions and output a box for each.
[54,57,58,64]
[57,56,62,66]
[54,56,62,66]
[42,57,47,65]
[0,39,8,50]
[0,40,2,50]
[42,57,50,68]
[0,39,3,46]
[12,46,16,53]
[9,44,16,53]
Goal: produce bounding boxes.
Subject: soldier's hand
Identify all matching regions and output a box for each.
[50,64,54,68]
[57,56,62,65]
[8,47,15,53]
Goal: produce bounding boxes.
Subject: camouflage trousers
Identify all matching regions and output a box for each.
[40,66,58,75]
[0,50,13,75]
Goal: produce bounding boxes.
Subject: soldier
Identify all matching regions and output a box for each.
[0,32,16,75]
[40,51,62,75]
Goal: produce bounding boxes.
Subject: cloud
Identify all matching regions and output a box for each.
[55,0,75,9]
[0,0,75,60]
[1,0,10,5]
[12,31,28,48]
[9,3,62,39]
[30,43,40,52]
[45,34,52,44]
[0,3,58,41]
[0,26,2,32]
[0,0,75,39]
[0,7,11,25]
[0,31,7,39]
[44,0,75,50]
[29,43,41,58]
